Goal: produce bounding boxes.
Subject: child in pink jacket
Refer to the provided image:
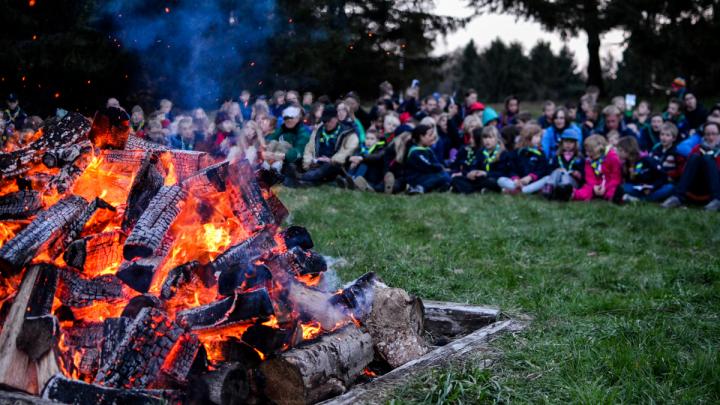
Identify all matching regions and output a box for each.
[573,134,622,201]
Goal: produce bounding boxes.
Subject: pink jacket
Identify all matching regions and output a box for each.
[573,148,622,201]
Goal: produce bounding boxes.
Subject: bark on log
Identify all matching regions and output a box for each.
[0,190,41,219]
[286,280,348,329]
[0,195,88,276]
[56,268,124,307]
[63,230,125,274]
[47,196,114,260]
[260,325,374,405]
[117,234,173,293]
[42,375,168,405]
[194,362,250,405]
[99,317,131,370]
[175,288,274,331]
[0,265,42,394]
[88,107,130,149]
[159,260,212,300]
[212,229,276,292]
[422,301,500,338]
[94,307,183,389]
[363,286,427,368]
[16,264,60,360]
[121,152,164,232]
[123,185,186,260]
[124,134,169,151]
[231,161,276,229]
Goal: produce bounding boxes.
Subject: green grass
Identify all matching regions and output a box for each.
[277,187,720,404]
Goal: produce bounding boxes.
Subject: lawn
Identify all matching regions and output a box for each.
[276,186,720,404]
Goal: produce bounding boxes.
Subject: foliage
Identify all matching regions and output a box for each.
[279,186,720,404]
[451,39,584,102]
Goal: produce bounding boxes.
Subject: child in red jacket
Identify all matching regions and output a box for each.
[573,134,622,201]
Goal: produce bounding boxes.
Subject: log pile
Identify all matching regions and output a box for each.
[0,113,512,405]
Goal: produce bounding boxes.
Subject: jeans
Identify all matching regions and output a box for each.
[451,176,500,194]
[674,154,720,201]
[521,170,577,194]
[409,172,451,192]
[623,183,675,202]
[300,162,343,185]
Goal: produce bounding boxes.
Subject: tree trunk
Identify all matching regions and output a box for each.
[585,20,605,94]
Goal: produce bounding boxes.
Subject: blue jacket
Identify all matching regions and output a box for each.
[542,124,582,161]
[405,145,445,183]
[512,147,548,180]
[472,147,514,178]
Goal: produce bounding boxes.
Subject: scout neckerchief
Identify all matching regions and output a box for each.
[700,144,720,158]
[365,140,385,155]
[630,160,644,180]
[464,146,476,166]
[590,146,610,177]
[557,154,577,171]
[482,145,501,171]
[320,124,341,146]
[4,108,20,123]
[408,145,429,156]
[524,146,542,157]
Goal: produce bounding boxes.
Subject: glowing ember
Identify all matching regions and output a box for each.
[301,321,322,340]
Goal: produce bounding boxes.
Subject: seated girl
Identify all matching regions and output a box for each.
[451,126,513,194]
[497,123,547,194]
[572,134,622,202]
[523,128,584,199]
[404,124,451,194]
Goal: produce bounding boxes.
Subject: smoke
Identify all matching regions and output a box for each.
[97,1,277,109]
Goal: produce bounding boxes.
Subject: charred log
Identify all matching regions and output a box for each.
[241,323,296,355]
[63,230,125,274]
[94,307,183,389]
[125,134,169,151]
[279,226,314,250]
[218,262,272,297]
[0,190,41,219]
[16,315,58,360]
[0,195,88,276]
[121,152,164,232]
[159,260,212,300]
[121,294,162,319]
[158,332,202,385]
[62,321,104,348]
[88,107,130,149]
[260,325,374,405]
[42,141,89,168]
[47,196,114,259]
[175,288,274,330]
[117,234,173,293]
[212,230,276,290]
[191,362,250,405]
[57,268,124,307]
[123,185,186,260]
[25,263,59,317]
[42,375,168,405]
[100,317,131,369]
[329,272,378,320]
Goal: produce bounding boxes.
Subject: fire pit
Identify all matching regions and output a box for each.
[0,111,524,404]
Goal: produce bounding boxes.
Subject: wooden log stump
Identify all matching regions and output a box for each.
[121,151,164,232]
[260,325,374,405]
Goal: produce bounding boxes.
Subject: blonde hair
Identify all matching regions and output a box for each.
[481,125,505,151]
[518,123,542,148]
[463,114,481,132]
[584,134,608,156]
[660,122,678,139]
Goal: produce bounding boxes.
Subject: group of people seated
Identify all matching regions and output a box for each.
[3,77,719,211]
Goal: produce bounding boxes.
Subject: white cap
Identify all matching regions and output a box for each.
[282,106,302,119]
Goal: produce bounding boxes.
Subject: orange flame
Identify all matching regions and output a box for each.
[300,321,322,341]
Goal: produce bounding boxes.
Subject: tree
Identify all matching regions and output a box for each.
[467,0,627,95]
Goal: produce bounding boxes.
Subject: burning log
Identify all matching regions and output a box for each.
[42,140,91,169]
[42,375,169,405]
[47,196,114,259]
[16,264,60,360]
[123,185,187,260]
[63,230,125,274]
[218,262,272,297]
[260,325,374,405]
[160,260,212,300]
[0,112,90,178]
[117,234,173,293]
[279,226,314,250]
[328,272,378,320]
[286,281,348,329]
[192,362,250,405]
[125,134,169,151]
[212,230,276,293]
[241,323,296,355]
[121,294,162,319]
[0,190,41,219]
[94,307,183,389]
[175,288,274,331]
[121,152,164,232]
[158,332,202,385]
[57,268,124,307]
[100,317,131,369]
[0,195,88,276]
[232,161,277,228]
[88,107,130,149]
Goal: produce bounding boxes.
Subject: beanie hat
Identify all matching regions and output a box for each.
[321,105,337,123]
[481,107,499,126]
[672,77,686,89]
[469,102,485,113]
[399,111,412,124]
[560,127,582,143]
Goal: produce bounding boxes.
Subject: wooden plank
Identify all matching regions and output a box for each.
[422,300,500,337]
[319,319,525,405]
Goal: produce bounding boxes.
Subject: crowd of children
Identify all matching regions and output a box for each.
[2,78,720,211]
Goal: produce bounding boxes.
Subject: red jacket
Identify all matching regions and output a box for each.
[573,148,622,201]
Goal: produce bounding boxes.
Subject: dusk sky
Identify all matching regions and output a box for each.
[433,1,627,72]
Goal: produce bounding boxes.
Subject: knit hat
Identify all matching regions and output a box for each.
[560,127,581,143]
[672,77,686,89]
[469,102,485,113]
[399,111,412,124]
[481,107,499,126]
[282,106,302,119]
[321,105,337,123]
[6,93,18,102]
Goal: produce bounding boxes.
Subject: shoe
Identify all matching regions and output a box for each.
[704,199,720,211]
[353,176,372,191]
[407,185,424,195]
[552,185,573,201]
[622,194,640,204]
[661,196,682,208]
[384,172,395,194]
[335,175,348,189]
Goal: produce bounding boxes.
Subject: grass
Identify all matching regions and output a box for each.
[276,186,720,404]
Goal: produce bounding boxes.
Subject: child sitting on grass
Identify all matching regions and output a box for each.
[650,122,685,184]
[450,127,482,177]
[572,134,622,202]
[405,125,451,194]
[662,122,720,211]
[451,126,513,194]
[522,128,584,199]
[616,136,673,203]
[497,123,547,194]
[348,128,387,192]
